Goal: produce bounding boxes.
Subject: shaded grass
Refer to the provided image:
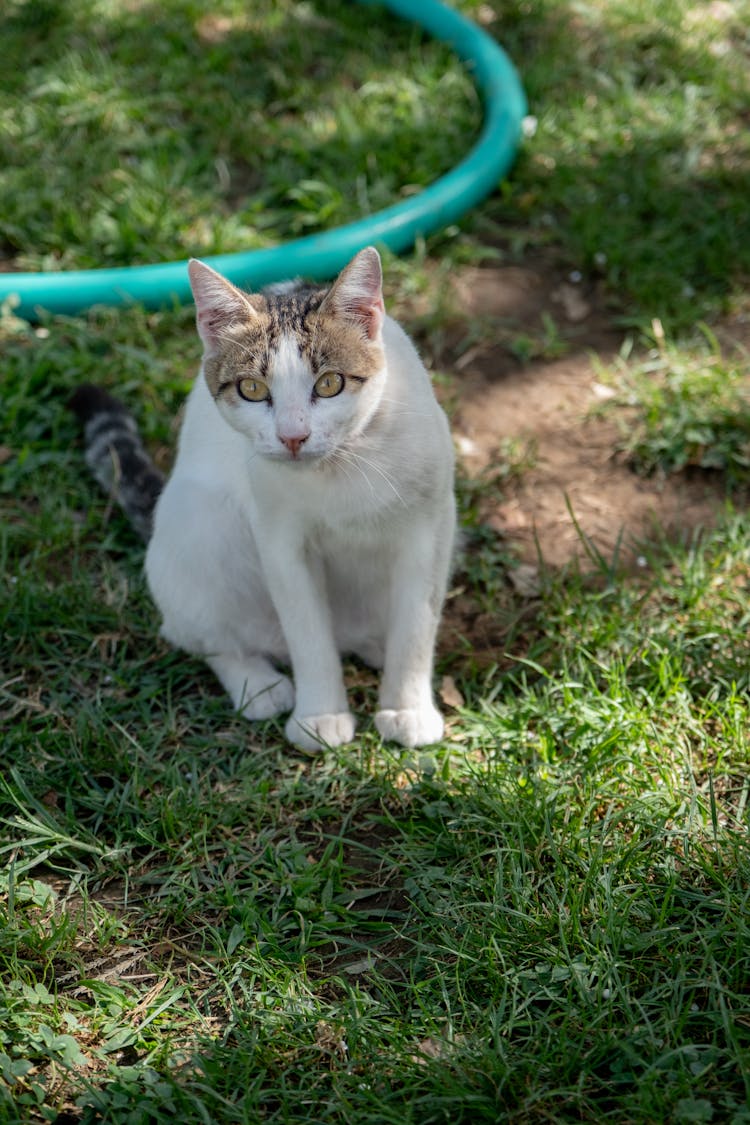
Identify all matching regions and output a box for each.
[464,0,750,328]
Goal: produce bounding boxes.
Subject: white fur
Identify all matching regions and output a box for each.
[145,259,455,751]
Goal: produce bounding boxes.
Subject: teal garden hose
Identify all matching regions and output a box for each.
[0,0,527,321]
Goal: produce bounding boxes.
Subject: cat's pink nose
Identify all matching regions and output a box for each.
[280,431,310,458]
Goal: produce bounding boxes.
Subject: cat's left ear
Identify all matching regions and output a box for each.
[188,259,260,351]
[322,247,385,340]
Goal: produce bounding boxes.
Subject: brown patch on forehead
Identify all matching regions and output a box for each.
[201,296,272,400]
[306,308,385,385]
[202,282,384,400]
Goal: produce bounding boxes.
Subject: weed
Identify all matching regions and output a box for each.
[598,325,750,483]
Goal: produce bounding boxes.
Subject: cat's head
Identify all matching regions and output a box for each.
[188,247,387,464]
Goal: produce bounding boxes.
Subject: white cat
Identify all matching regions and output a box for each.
[76,247,456,751]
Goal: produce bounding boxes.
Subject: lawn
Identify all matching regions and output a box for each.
[2,1,750,1122]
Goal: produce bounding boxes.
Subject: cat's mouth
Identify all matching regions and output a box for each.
[264,447,325,465]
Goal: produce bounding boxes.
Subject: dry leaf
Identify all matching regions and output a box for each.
[552,282,591,322]
[440,675,465,709]
[414,1036,445,1061]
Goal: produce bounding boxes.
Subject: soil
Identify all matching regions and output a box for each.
[418,253,750,671]
[438,254,732,570]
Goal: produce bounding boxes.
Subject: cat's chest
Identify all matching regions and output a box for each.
[254,450,409,527]
[238,478,394,580]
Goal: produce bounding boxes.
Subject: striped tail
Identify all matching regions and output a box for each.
[68,384,164,543]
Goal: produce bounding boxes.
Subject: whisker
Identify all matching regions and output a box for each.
[343,447,407,506]
[376,395,433,420]
[330,448,378,499]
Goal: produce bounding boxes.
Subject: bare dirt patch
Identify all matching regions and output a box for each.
[442,256,727,569]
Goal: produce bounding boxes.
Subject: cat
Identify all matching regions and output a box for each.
[72,247,456,751]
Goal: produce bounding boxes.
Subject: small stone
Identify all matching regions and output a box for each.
[509,564,541,597]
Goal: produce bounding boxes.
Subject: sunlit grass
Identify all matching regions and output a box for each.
[597,326,750,483]
[0,0,478,271]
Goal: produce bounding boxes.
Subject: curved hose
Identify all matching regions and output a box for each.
[0,0,526,320]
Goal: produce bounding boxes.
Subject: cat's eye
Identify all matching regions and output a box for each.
[238,378,270,402]
[314,372,345,398]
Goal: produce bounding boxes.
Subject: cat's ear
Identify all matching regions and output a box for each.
[322,247,384,340]
[188,260,259,350]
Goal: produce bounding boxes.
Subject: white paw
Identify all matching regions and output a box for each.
[375,705,444,748]
[238,675,295,720]
[285,711,357,752]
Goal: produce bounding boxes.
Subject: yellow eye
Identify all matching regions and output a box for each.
[314,372,345,398]
[238,378,270,402]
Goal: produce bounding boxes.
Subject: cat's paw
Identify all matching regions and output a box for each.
[285,710,357,752]
[375,705,444,748]
[239,675,295,720]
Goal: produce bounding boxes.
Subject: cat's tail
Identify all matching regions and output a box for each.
[68,384,164,543]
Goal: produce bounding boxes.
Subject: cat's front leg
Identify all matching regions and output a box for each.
[286,710,356,752]
[258,532,355,751]
[376,505,455,748]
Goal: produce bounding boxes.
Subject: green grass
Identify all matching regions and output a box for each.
[2,0,750,1122]
[596,326,750,483]
[0,0,479,270]
[465,0,750,329]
